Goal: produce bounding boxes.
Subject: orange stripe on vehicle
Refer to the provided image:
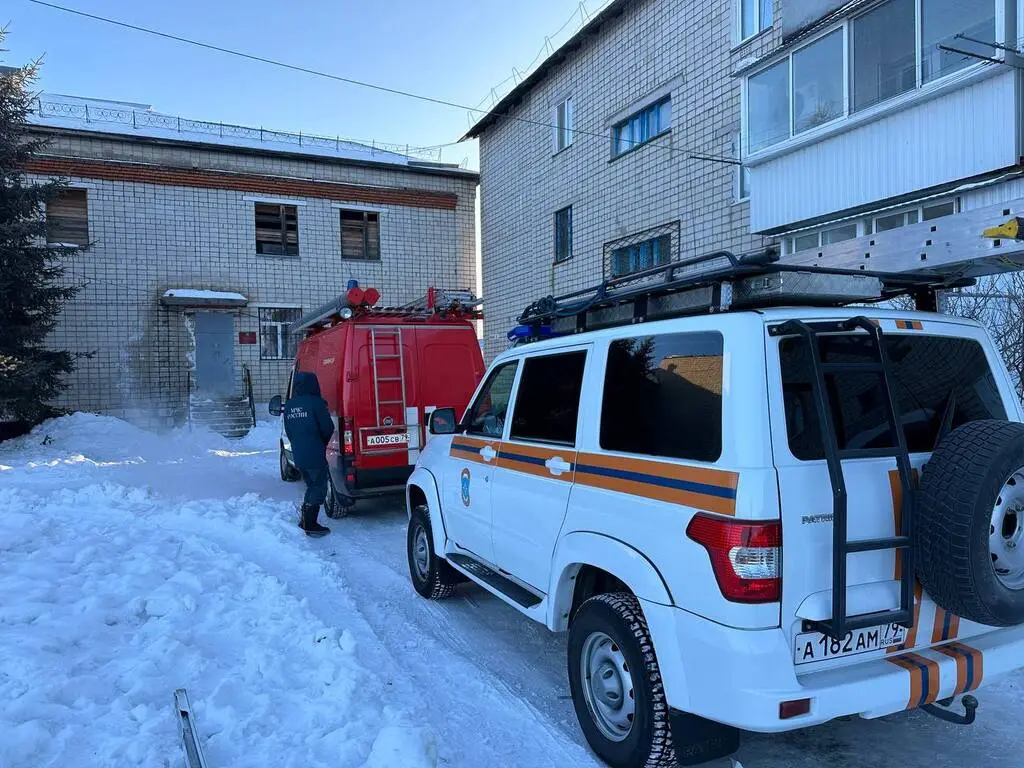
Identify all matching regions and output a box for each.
[905,652,941,706]
[933,644,970,695]
[574,453,738,516]
[931,607,961,644]
[887,582,923,654]
[950,642,984,690]
[887,655,923,709]
[449,436,499,464]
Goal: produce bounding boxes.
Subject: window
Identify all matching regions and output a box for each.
[600,332,725,462]
[739,0,773,40]
[852,0,916,112]
[255,203,298,257]
[509,351,587,445]
[612,97,672,157]
[259,308,302,360]
[554,206,573,263]
[46,188,89,245]
[780,334,1006,460]
[921,0,995,83]
[734,132,751,200]
[611,235,671,277]
[922,200,956,220]
[874,209,919,232]
[340,209,381,260]
[744,0,997,154]
[748,59,790,152]
[793,29,845,134]
[554,97,573,153]
[789,223,859,253]
[464,362,519,438]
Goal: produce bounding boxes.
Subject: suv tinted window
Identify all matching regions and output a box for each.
[780,334,1007,459]
[510,351,587,445]
[464,362,518,438]
[600,332,724,462]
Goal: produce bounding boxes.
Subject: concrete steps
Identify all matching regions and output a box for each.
[189,394,254,438]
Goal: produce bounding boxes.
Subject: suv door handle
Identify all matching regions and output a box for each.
[480,445,497,462]
[545,456,572,476]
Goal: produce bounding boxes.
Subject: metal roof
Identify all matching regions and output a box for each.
[463,0,637,139]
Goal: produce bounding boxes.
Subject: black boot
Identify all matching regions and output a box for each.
[300,503,330,537]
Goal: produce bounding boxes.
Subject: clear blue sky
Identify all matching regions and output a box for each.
[4,0,593,169]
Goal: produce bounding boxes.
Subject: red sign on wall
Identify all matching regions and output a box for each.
[238,331,257,345]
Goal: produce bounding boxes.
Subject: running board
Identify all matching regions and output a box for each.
[447,553,543,608]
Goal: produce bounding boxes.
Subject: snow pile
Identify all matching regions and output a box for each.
[0,414,436,768]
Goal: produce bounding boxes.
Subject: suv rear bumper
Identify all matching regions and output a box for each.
[642,598,1024,733]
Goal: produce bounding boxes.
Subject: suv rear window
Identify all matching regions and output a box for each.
[780,333,1007,459]
[600,332,724,462]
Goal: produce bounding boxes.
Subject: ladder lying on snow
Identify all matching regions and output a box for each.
[175,688,210,768]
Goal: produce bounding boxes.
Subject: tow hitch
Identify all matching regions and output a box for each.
[922,694,978,725]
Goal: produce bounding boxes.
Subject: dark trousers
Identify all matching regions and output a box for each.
[300,465,329,506]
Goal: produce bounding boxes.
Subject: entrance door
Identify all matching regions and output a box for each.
[194,313,236,394]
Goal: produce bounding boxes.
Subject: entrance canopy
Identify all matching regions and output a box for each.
[161,289,248,309]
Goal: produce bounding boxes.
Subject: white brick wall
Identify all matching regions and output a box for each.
[477,0,781,359]
[31,132,478,428]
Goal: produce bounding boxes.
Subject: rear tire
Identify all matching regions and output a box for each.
[407,505,458,600]
[567,593,676,768]
[324,473,353,519]
[279,444,300,482]
[916,419,1024,626]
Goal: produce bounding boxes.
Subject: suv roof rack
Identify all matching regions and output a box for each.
[511,247,975,343]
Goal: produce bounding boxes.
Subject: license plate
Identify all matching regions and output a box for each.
[365,432,409,447]
[793,623,907,665]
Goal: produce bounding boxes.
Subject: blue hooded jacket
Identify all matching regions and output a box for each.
[284,372,335,471]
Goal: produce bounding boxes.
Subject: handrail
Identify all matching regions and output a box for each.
[185,370,193,430]
[242,364,256,428]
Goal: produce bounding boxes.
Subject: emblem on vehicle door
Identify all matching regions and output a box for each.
[383,416,394,426]
[461,468,471,507]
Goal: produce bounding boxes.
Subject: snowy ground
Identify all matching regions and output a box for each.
[2,414,1023,768]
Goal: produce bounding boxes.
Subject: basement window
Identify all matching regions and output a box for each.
[255,203,299,257]
[46,188,89,246]
[340,209,381,261]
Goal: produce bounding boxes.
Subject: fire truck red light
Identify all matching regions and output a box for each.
[363,288,380,306]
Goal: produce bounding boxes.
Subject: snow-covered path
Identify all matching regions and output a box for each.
[2,414,1023,767]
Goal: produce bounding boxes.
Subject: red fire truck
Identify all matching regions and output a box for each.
[270,284,485,517]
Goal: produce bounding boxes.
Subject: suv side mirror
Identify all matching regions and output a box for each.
[429,407,458,435]
[269,395,284,417]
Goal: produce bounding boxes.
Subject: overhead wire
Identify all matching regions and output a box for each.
[25,0,743,166]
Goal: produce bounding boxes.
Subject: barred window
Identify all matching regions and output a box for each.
[46,189,89,246]
[340,209,381,260]
[255,204,299,257]
[259,307,302,360]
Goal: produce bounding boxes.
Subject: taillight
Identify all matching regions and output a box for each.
[343,418,354,456]
[686,513,781,603]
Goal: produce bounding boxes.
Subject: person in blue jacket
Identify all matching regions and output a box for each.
[284,371,334,537]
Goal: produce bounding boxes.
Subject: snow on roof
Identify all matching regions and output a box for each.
[28,94,458,170]
[161,289,248,307]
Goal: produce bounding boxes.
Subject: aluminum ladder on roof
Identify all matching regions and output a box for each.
[772,316,917,641]
[369,327,407,429]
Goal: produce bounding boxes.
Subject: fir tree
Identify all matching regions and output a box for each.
[0,37,84,424]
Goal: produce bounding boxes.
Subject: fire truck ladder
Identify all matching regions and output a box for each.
[369,327,407,428]
[771,317,917,641]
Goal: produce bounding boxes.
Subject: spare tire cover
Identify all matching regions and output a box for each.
[915,419,1024,627]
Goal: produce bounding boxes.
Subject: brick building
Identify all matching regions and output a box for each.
[466,0,773,358]
[28,95,479,429]
[469,0,1024,361]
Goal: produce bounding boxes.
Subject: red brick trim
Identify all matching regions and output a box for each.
[25,157,459,210]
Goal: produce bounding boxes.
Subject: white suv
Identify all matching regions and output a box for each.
[404,258,1024,768]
